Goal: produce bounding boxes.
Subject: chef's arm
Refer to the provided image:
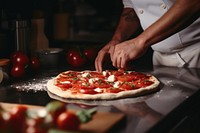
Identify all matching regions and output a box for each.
[137,0,200,48]
[111,8,141,43]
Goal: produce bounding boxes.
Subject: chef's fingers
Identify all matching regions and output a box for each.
[111,53,116,68]
[95,59,102,72]
[112,50,119,68]
[109,45,115,62]
[95,54,103,72]
[117,56,122,69]
[118,51,127,69]
[120,55,125,69]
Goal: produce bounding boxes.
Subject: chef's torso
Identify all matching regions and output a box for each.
[123,0,200,54]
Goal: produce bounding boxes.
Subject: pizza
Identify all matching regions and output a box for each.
[47,69,160,100]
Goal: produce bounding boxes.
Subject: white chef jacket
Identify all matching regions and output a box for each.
[122,0,200,68]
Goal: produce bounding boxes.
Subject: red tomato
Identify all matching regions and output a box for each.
[117,72,148,82]
[0,112,6,131]
[56,77,78,83]
[0,116,8,132]
[25,117,48,133]
[46,101,66,125]
[129,72,149,80]
[57,111,80,131]
[117,74,136,82]
[12,105,27,112]
[78,88,98,94]
[120,82,139,90]
[66,49,86,67]
[109,70,124,76]
[134,80,154,88]
[56,72,79,83]
[10,51,23,61]
[11,64,26,78]
[72,80,98,94]
[93,79,111,88]
[26,117,45,128]
[83,47,97,61]
[7,106,28,132]
[25,126,47,133]
[55,83,72,91]
[11,51,29,66]
[89,71,105,79]
[30,57,40,71]
[60,71,78,78]
[73,80,95,90]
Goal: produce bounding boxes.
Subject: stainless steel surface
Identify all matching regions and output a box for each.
[0,66,200,132]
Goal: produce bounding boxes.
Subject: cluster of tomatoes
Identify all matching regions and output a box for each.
[9,47,98,78]
[10,51,40,78]
[66,47,98,68]
[0,101,96,133]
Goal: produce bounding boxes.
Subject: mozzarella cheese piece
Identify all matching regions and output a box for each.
[94,87,103,93]
[82,82,87,86]
[60,81,71,84]
[107,75,116,82]
[81,72,90,78]
[113,81,121,88]
[89,78,99,84]
[102,71,108,76]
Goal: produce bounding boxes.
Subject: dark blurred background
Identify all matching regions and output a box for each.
[1,0,123,43]
[0,0,152,68]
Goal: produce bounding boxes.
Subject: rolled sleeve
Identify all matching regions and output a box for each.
[122,0,134,8]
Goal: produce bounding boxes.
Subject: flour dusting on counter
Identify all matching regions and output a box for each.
[10,77,54,92]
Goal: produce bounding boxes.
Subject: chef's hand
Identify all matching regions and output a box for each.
[95,40,120,72]
[111,39,148,69]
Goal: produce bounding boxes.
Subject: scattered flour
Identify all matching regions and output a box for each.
[10,77,54,92]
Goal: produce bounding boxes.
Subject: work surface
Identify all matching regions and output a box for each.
[0,66,200,133]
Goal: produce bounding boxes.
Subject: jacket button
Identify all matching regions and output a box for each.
[160,3,167,9]
[138,9,144,14]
